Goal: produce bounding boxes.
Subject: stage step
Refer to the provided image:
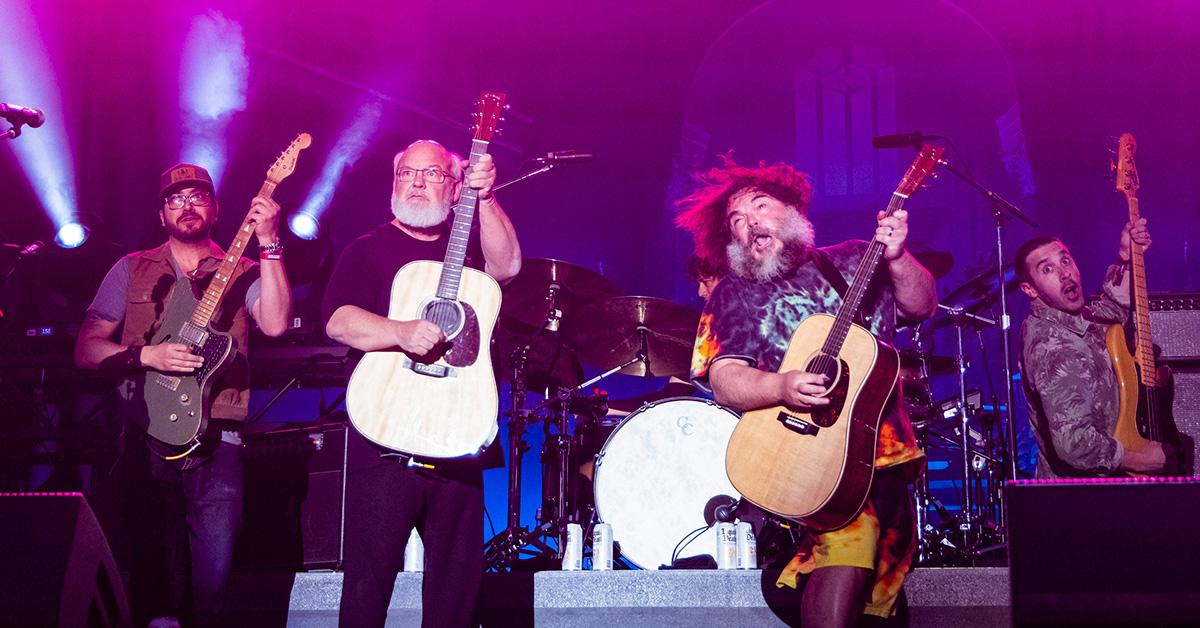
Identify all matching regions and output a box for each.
[226,567,1010,627]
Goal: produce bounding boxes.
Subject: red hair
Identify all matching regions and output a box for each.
[674,154,813,270]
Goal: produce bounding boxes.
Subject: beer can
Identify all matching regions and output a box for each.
[715,522,738,569]
[592,523,613,571]
[402,528,424,572]
[562,523,583,571]
[736,521,757,569]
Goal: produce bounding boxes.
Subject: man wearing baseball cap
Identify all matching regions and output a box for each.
[76,162,292,626]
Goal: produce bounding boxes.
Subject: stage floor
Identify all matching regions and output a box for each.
[225,566,1011,627]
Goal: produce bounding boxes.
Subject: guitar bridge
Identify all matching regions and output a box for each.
[778,411,820,436]
[400,356,457,379]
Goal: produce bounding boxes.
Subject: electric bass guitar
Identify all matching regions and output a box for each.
[725,145,943,531]
[144,133,312,457]
[346,92,506,458]
[1106,132,1191,475]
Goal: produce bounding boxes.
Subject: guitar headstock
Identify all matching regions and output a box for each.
[1114,132,1139,199]
[266,133,313,184]
[471,92,506,142]
[896,144,945,197]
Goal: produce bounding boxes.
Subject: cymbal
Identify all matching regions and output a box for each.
[501,258,620,329]
[899,349,958,377]
[942,263,1018,313]
[912,251,954,280]
[568,296,701,378]
[493,315,584,390]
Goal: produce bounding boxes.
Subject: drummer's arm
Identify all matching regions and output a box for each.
[709,358,831,412]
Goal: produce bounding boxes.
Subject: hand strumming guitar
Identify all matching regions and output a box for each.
[392,319,445,356]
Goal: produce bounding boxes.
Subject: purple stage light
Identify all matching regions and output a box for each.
[179,11,248,186]
[293,100,383,239]
[0,2,81,246]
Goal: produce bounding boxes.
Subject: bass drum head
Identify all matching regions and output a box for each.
[593,397,740,569]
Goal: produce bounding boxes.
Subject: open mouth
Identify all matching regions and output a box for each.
[752,233,774,251]
[1062,282,1080,300]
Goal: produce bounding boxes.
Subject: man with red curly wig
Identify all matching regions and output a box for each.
[679,157,936,627]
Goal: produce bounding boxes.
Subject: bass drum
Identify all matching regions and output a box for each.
[593,397,741,569]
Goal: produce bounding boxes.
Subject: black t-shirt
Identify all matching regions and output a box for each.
[322,220,500,469]
[321,220,485,374]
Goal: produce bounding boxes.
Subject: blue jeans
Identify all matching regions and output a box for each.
[120,428,243,625]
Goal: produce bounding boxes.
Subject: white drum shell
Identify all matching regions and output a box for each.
[593,397,741,569]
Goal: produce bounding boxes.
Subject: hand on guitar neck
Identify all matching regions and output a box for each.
[1118,218,1151,262]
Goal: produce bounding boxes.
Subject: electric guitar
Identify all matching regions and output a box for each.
[724,145,943,531]
[1106,132,1192,475]
[143,133,312,457]
[345,92,506,458]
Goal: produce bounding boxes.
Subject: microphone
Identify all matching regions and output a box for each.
[18,240,45,258]
[703,495,740,526]
[872,131,942,149]
[0,103,46,129]
[533,150,594,163]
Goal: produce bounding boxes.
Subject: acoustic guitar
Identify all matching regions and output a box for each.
[144,133,312,457]
[345,92,506,458]
[724,145,943,531]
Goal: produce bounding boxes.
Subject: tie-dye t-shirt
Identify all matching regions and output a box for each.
[691,239,924,472]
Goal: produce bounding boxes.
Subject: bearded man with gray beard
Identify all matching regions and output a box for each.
[677,157,936,628]
[322,140,521,627]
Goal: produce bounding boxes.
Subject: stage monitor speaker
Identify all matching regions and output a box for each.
[1008,478,1200,627]
[1150,292,1200,362]
[0,492,131,627]
[236,423,347,571]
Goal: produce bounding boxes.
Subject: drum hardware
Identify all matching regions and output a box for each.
[911,250,955,280]
[567,296,701,379]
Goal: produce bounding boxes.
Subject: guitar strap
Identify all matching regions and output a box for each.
[809,248,868,328]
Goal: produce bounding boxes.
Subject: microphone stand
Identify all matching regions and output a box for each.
[935,156,1036,544]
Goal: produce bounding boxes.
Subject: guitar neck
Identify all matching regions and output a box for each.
[1126,194,1158,385]
[190,179,277,329]
[435,138,488,301]
[820,191,907,357]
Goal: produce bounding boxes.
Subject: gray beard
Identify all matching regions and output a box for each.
[726,212,816,282]
[391,195,451,228]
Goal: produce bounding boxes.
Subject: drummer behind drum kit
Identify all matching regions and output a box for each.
[483,253,1022,571]
[483,259,759,571]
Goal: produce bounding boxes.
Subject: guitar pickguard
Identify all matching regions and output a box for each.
[443,302,481,368]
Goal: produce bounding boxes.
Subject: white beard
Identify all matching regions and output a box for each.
[391,195,451,228]
[727,211,816,282]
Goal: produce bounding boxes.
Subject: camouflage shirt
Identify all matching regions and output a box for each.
[691,240,924,472]
[1020,264,1130,478]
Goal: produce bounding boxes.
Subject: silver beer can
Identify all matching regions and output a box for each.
[715,522,738,569]
[736,521,757,569]
[592,523,613,571]
[402,528,424,572]
[562,523,583,571]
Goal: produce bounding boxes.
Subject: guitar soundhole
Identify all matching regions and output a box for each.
[423,299,463,338]
[805,353,842,390]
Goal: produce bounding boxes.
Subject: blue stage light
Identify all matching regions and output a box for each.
[288,212,320,241]
[0,3,81,245]
[295,101,384,238]
[54,222,89,248]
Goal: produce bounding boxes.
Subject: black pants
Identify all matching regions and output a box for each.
[339,427,485,627]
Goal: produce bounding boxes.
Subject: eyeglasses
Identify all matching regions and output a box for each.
[164,190,212,210]
[396,167,451,184]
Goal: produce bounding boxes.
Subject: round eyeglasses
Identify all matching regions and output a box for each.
[164,190,213,210]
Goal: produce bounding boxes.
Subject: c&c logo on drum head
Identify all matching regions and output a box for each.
[677,415,695,436]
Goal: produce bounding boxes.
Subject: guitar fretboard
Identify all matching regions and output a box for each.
[436,138,488,301]
[190,179,277,329]
[1125,194,1158,387]
[819,191,908,358]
